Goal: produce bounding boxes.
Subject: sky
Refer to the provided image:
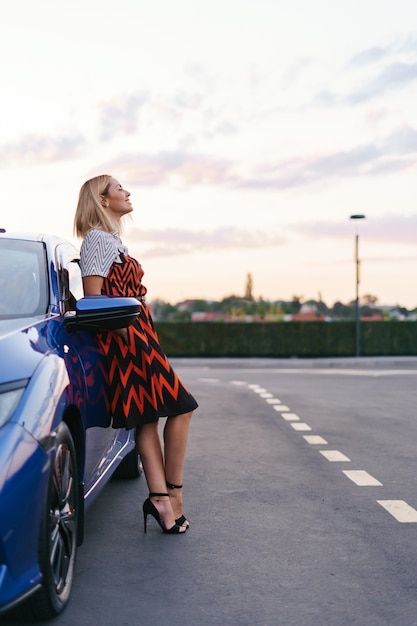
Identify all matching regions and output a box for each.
[1,0,417,308]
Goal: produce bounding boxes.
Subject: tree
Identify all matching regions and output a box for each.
[332,301,355,319]
[362,294,378,306]
[291,295,303,314]
[244,273,253,300]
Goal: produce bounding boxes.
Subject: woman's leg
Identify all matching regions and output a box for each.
[163,411,193,521]
[136,422,182,531]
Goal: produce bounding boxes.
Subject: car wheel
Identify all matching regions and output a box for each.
[112,447,142,479]
[25,422,79,619]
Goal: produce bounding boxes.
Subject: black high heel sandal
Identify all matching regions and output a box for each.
[166,482,190,528]
[143,493,185,534]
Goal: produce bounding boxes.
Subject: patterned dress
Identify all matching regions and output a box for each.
[80,229,198,430]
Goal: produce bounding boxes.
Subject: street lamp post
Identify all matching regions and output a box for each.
[349,214,366,357]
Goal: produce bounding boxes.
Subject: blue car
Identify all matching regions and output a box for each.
[0,231,142,620]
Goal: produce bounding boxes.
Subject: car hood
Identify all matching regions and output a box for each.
[0,317,46,339]
[0,318,52,384]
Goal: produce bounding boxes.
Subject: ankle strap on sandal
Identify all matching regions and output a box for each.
[166,482,183,490]
[149,492,169,498]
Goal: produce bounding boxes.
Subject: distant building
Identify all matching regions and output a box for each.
[191,312,227,322]
[360,314,384,321]
[289,304,326,322]
[177,300,195,311]
[290,312,326,321]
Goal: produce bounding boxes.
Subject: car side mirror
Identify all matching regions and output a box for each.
[64,295,141,331]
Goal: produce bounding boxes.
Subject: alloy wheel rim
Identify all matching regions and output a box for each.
[49,442,77,595]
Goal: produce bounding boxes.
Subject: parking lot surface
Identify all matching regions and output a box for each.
[5,357,417,626]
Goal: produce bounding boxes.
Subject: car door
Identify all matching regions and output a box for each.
[55,243,121,490]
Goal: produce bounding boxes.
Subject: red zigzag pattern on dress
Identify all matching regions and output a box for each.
[96,253,197,429]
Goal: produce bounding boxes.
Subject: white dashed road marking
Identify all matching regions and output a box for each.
[319,450,351,462]
[377,500,417,523]
[304,435,328,445]
[343,470,382,486]
[290,422,312,431]
[281,412,300,421]
[216,379,416,522]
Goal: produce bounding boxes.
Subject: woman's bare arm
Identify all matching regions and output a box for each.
[83,275,104,296]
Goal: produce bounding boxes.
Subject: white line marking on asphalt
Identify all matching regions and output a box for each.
[291,423,312,431]
[304,435,328,445]
[266,398,282,404]
[248,384,261,389]
[319,450,351,462]
[231,381,247,385]
[242,369,417,377]
[377,500,417,522]
[281,413,300,421]
[343,470,382,486]
[272,405,290,412]
[260,392,274,398]
[253,388,267,393]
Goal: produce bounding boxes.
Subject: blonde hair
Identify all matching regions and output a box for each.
[74,174,122,238]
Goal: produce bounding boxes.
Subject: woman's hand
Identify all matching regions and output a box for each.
[114,328,129,343]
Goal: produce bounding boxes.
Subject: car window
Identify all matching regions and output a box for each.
[0,239,49,319]
[68,258,84,302]
[56,244,84,313]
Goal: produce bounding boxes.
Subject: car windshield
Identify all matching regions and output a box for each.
[0,239,49,319]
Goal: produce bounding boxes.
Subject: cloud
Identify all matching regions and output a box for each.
[314,60,417,107]
[205,120,238,139]
[314,35,417,108]
[360,214,417,245]
[348,61,417,104]
[0,133,85,164]
[183,61,217,91]
[280,57,317,90]
[291,214,417,246]
[98,91,149,141]
[100,151,238,186]
[96,83,238,149]
[173,89,205,110]
[3,118,409,191]
[99,124,417,191]
[125,225,286,257]
[239,125,417,189]
[1,116,415,194]
[348,46,391,67]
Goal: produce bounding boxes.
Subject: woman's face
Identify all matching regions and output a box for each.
[102,178,133,219]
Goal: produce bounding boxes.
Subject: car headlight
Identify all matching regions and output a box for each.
[0,380,28,428]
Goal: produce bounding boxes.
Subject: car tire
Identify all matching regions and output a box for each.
[112,447,142,479]
[23,422,79,619]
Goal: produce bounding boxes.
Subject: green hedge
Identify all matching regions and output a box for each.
[155,321,417,358]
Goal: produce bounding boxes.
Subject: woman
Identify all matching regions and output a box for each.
[74,175,197,535]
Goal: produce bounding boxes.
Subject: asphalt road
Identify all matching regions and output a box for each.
[5,357,417,626]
